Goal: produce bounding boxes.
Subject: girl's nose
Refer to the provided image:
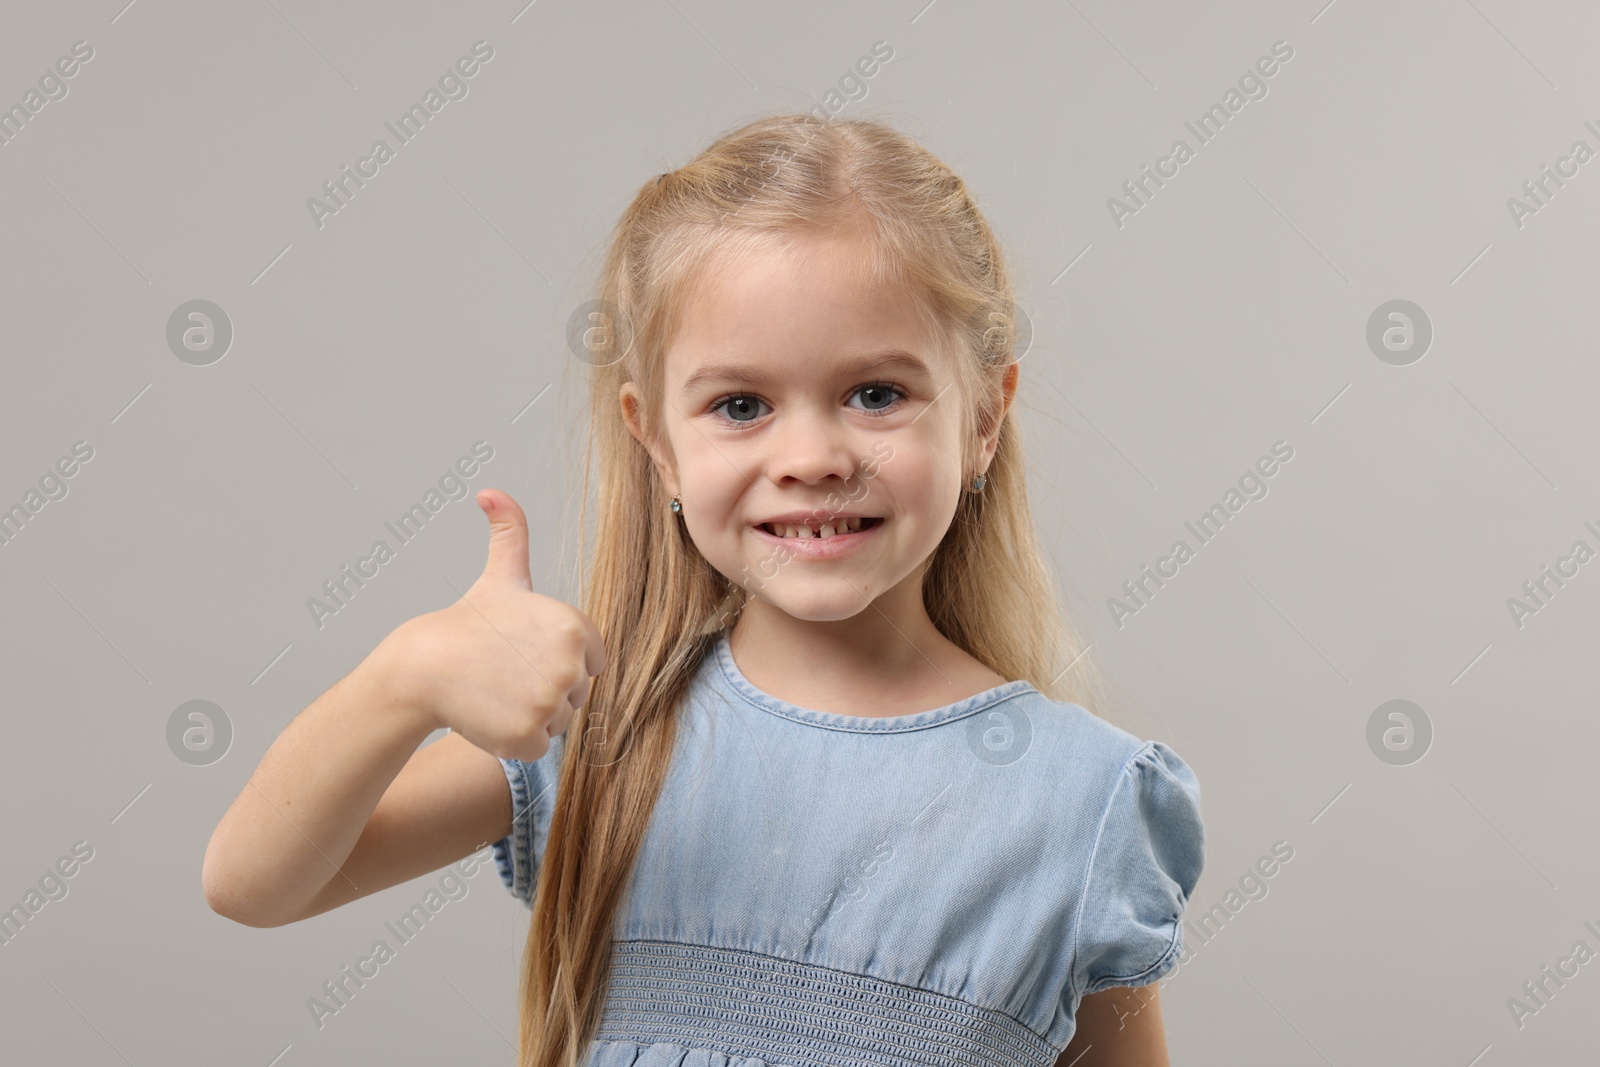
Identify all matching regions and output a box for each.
[766,406,861,486]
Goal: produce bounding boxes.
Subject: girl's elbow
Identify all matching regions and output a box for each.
[201,837,281,927]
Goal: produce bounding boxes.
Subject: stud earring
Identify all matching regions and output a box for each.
[671,495,682,514]
[970,473,987,493]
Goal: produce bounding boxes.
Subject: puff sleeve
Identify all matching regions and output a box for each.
[1070,740,1205,998]
[490,731,566,907]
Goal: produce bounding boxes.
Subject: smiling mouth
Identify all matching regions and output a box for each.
[756,517,883,539]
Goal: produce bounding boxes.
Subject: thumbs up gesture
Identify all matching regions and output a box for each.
[392,488,607,762]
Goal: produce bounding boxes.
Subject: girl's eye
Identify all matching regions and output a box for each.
[850,382,905,414]
[709,394,770,424]
[708,384,907,426]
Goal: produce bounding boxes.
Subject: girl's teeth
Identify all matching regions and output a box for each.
[766,517,871,538]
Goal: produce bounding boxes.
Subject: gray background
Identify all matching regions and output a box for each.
[1,0,1595,1063]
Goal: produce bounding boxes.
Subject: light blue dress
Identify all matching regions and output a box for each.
[492,630,1205,1066]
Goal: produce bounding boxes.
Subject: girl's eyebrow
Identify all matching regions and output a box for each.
[678,349,932,397]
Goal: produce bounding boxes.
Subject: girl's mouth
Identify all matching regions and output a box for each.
[756,516,882,539]
[751,516,884,557]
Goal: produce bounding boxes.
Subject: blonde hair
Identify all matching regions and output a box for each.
[519,111,1115,1066]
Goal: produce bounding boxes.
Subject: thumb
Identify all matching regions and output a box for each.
[477,489,532,590]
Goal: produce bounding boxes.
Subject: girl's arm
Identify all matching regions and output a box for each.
[203,491,599,928]
[1056,984,1169,1067]
[201,624,512,928]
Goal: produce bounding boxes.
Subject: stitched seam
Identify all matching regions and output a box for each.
[1083,911,1183,993]
[724,679,1039,733]
[1067,739,1158,1001]
[714,638,1039,733]
[498,757,535,906]
[490,761,516,895]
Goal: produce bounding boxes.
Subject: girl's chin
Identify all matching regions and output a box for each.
[733,570,905,620]
[752,596,884,624]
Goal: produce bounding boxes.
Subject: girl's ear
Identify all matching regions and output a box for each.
[976,361,1020,471]
[619,382,680,497]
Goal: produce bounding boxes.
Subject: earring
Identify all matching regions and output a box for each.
[671,495,682,514]
[970,473,987,493]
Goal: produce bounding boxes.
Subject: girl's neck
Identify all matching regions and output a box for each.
[726,603,1008,718]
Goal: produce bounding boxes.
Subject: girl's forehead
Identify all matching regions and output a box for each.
[691,225,911,305]
[670,247,934,356]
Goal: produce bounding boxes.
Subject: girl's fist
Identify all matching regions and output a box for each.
[392,488,606,762]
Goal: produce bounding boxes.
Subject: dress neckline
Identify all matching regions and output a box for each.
[712,630,1039,734]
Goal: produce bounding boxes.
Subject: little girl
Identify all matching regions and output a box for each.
[204,113,1205,1067]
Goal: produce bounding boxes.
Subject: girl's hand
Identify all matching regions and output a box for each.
[393,488,607,763]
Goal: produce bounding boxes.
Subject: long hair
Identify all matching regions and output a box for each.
[516,111,1115,1066]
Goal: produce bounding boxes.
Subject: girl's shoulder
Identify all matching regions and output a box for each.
[997,688,1204,839]
[1001,688,1167,773]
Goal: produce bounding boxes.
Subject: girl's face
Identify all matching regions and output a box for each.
[621,229,1010,628]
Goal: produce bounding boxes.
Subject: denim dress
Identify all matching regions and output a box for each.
[492,631,1206,1066]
